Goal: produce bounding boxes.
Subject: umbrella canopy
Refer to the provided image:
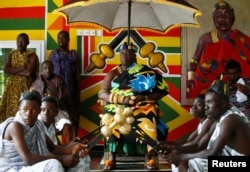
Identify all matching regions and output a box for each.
[53,0,201,34]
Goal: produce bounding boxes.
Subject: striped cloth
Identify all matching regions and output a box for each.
[0,112,49,171]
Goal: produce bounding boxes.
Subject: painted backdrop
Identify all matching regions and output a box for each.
[0,0,200,142]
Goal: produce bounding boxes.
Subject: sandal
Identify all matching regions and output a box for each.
[144,159,158,171]
[103,160,116,171]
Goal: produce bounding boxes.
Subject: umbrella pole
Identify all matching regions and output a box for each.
[127,0,131,44]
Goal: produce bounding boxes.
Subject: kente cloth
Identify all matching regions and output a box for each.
[50,49,78,104]
[0,112,49,171]
[228,77,250,120]
[31,74,72,114]
[0,50,39,122]
[189,29,250,98]
[187,108,249,172]
[103,63,169,154]
[39,118,91,172]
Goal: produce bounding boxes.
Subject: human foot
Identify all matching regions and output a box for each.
[103,160,116,171]
[103,152,116,171]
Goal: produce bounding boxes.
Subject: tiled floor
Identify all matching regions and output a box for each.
[89,145,172,171]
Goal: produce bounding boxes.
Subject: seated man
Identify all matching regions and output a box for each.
[225,59,250,120]
[166,80,250,171]
[30,60,74,144]
[38,95,91,172]
[0,90,88,171]
[164,94,216,172]
[98,42,169,170]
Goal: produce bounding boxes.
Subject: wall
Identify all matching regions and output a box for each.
[0,0,200,141]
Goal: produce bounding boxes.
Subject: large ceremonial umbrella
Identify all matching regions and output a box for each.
[53,0,201,43]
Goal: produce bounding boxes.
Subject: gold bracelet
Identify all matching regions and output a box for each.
[187,71,195,80]
[190,58,198,64]
[98,89,108,97]
[118,95,125,104]
[109,92,115,103]
[113,93,119,104]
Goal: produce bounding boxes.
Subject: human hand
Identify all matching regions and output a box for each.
[72,143,89,159]
[73,137,88,144]
[166,149,181,166]
[134,95,147,104]
[237,83,249,95]
[157,142,174,159]
[61,154,79,168]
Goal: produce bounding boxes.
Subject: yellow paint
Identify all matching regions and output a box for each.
[166,54,181,65]
[0,0,45,7]
[0,30,45,40]
[46,50,52,59]
[79,116,100,132]
[69,28,78,50]
[48,30,60,39]
[53,0,64,7]
[81,83,102,101]
[47,13,62,27]
[101,36,180,47]
[143,37,180,47]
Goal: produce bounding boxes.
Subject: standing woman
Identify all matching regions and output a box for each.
[49,30,80,134]
[0,33,39,122]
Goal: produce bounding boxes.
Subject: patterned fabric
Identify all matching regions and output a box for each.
[50,49,78,105]
[31,74,71,113]
[228,77,250,120]
[189,29,250,98]
[0,50,39,122]
[104,63,168,155]
[0,112,48,171]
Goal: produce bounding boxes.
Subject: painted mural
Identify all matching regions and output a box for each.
[0,0,199,142]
